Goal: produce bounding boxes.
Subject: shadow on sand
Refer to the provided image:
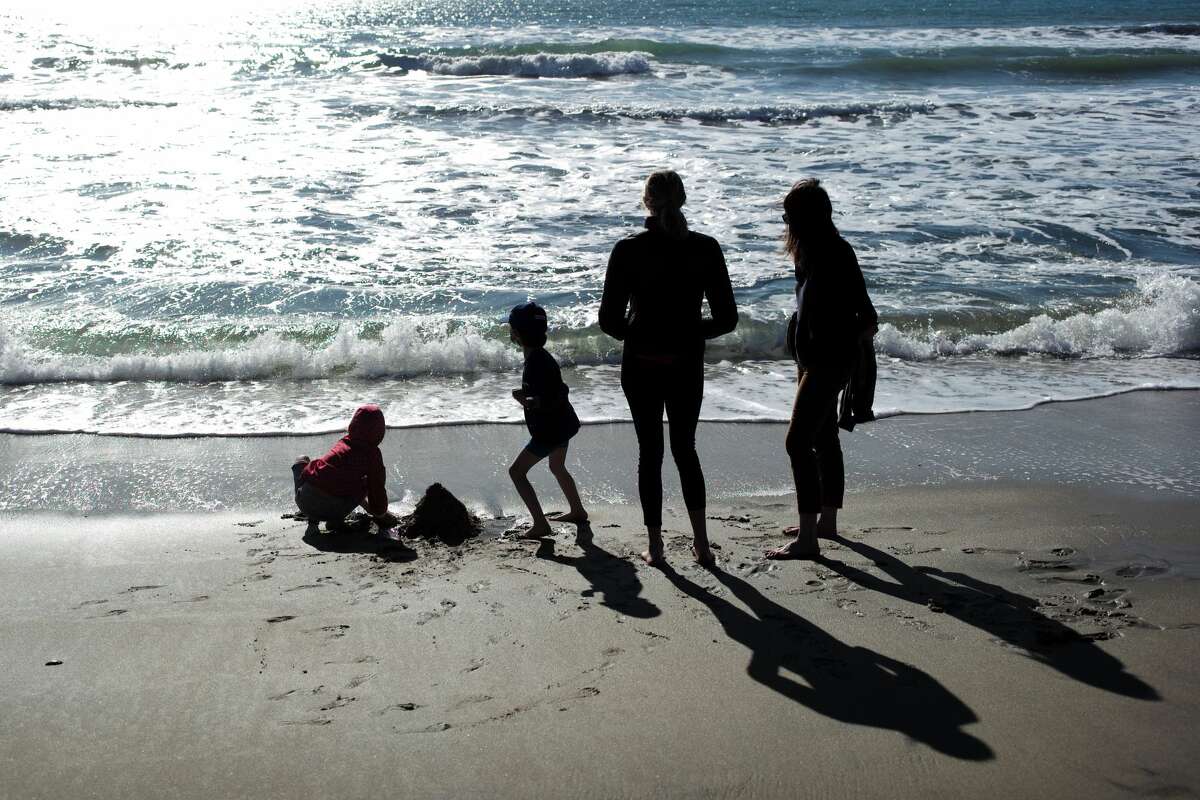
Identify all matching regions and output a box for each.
[301,523,416,561]
[819,536,1159,700]
[662,564,993,761]
[535,523,660,619]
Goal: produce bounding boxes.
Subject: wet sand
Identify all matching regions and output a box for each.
[1,392,1199,799]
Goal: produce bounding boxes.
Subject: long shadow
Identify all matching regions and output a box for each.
[535,523,660,619]
[662,565,993,760]
[302,523,416,561]
[819,536,1158,700]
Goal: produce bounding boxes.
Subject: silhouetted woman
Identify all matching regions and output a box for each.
[767,179,876,560]
[599,170,738,567]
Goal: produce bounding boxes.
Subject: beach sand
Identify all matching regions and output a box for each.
[1,392,1198,799]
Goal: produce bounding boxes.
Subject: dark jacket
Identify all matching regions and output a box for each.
[785,236,878,428]
[301,404,388,514]
[599,218,738,359]
[522,347,581,446]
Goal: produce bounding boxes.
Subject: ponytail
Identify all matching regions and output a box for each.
[643,170,688,240]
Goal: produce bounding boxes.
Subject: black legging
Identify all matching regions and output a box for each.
[621,354,706,529]
[785,369,845,513]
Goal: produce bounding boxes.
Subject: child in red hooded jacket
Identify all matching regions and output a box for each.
[292,404,396,535]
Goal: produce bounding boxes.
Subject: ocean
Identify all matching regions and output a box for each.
[2,0,1198,438]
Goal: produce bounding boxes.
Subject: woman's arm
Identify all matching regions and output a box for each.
[701,238,738,339]
[845,243,878,332]
[598,241,631,341]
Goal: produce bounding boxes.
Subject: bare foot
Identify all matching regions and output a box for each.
[547,510,590,525]
[691,543,716,568]
[765,539,819,560]
[785,524,838,541]
[640,549,666,567]
[641,534,665,567]
[517,522,554,540]
[815,522,838,539]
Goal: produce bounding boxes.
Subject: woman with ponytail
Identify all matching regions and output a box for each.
[599,170,738,567]
[767,178,877,560]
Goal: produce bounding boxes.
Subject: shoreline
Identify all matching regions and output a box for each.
[2,389,1197,515]
[1,383,1197,440]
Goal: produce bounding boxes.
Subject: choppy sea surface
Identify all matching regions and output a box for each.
[1,0,1198,437]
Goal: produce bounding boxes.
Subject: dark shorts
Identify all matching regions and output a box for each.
[292,461,360,521]
[524,438,570,459]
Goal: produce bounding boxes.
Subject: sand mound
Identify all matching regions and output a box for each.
[398,483,480,546]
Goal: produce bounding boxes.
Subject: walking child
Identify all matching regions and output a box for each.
[506,302,587,538]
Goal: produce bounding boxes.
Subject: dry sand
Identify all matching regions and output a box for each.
[1,393,1199,799]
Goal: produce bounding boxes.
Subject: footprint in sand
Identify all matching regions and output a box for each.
[317,695,355,712]
[448,694,493,711]
[416,599,457,625]
[1114,562,1169,579]
[122,585,165,593]
[372,702,420,716]
[280,718,332,726]
[268,689,299,701]
[266,615,295,624]
[309,624,350,639]
[345,674,375,690]
[103,609,129,617]
[396,722,451,734]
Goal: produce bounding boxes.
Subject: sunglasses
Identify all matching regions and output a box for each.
[781,213,790,224]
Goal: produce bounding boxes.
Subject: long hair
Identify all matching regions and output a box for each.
[643,170,688,240]
[783,178,838,266]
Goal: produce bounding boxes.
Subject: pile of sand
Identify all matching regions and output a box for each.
[397,483,481,546]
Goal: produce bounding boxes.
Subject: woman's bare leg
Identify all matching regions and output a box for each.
[641,527,665,566]
[816,505,839,538]
[687,507,714,565]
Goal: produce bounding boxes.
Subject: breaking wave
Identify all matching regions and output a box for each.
[1,275,1196,385]
[338,99,938,125]
[376,51,653,77]
[0,98,178,112]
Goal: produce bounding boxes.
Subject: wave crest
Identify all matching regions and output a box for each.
[377,51,653,78]
[1,276,1195,385]
[875,274,1200,360]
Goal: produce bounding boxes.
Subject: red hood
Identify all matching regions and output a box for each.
[346,404,385,446]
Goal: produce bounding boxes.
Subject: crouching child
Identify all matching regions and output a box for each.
[292,404,399,538]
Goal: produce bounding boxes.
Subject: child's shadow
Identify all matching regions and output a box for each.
[301,524,417,561]
[663,564,993,761]
[535,523,660,619]
[819,536,1158,700]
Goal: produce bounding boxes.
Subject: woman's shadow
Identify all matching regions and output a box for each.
[662,564,993,760]
[818,536,1158,700]
[534,523,660,619]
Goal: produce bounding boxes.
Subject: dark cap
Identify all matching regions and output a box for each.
[507,301,548,335]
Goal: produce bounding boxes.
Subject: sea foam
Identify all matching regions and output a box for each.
[0,276,1195,385]
[377,51,653,77]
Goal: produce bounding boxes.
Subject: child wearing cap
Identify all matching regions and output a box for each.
[507,302,587,538]
[292,404,403,542]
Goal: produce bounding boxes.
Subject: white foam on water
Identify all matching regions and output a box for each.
[873,274,1200,360]
[378,51,653,78]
